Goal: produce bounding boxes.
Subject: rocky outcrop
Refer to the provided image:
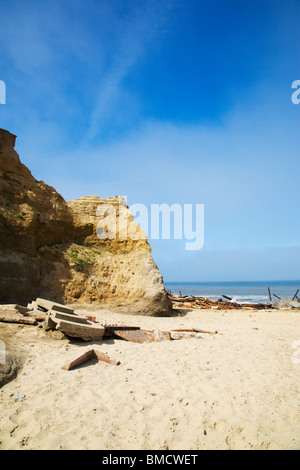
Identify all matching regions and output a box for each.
[0,129,172,316]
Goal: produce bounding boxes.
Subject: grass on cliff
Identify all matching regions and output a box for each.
[52,245,101,269]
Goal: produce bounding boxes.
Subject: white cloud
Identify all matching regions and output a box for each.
[85,0,175,142]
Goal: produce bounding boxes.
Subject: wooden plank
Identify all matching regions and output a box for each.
[171,328,217,335]
[35,298,74,314]
[51,311,89,324]
[292,289,299,301]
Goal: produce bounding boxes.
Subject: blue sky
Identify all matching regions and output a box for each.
[0,0,299,281]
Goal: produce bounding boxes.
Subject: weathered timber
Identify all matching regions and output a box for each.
[171,328,217,335]
[292,289,299,301]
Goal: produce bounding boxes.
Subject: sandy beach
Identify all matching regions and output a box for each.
[0,305,299,450]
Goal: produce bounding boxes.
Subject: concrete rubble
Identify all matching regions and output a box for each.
[0,297,219,344]
[0,297,221,374]
[32,298,105,341]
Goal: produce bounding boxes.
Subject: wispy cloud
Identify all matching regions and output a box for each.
[85,0,174,143]
[0,0,299,282]
[0,0,175,145]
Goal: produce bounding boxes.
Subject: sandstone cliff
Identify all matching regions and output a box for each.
[0,129,172,316]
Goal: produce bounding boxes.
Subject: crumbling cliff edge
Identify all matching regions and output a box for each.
[0,129,172,316]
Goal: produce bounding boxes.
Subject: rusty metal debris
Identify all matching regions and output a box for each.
[104,325,216,343]
[62,348,120,371]
[104,326,171,343]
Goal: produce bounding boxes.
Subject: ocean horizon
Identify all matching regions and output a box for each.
[164,280,300,304]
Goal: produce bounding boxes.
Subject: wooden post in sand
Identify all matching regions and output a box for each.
[292,289,299,301]
[268,287,272,302]
[222,295,232,301]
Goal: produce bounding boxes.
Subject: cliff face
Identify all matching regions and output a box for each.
[0,129,172,316]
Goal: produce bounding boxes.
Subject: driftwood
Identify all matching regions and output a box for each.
[292,289,299,301]
[171,328,218,335]
[168,295,270,310]
[222,295,232,301]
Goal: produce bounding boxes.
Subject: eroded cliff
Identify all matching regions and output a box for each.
[0,129,172,316]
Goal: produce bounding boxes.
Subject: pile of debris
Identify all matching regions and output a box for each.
[168,295,270,310]
[0,304,41,325]
[0,298,105,341]
[0,297,218,343]
[104,326,217,343]
[271,298,300,310]
[34,298,105,342]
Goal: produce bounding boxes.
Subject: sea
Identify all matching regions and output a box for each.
[164,280,300,304]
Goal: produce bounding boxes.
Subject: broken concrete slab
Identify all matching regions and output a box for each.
[43,312,58,331]
[0,304,31,315]
[50,311,89,324]
[27,302,36,310]
[72,310,97,322]
[54,319,105,341]
[0,310,37,325]
[24,310,46,321]
[35,298,74,314]
[39,302,105,341]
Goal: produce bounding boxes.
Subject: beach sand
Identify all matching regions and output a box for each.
[0,306,299,450]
